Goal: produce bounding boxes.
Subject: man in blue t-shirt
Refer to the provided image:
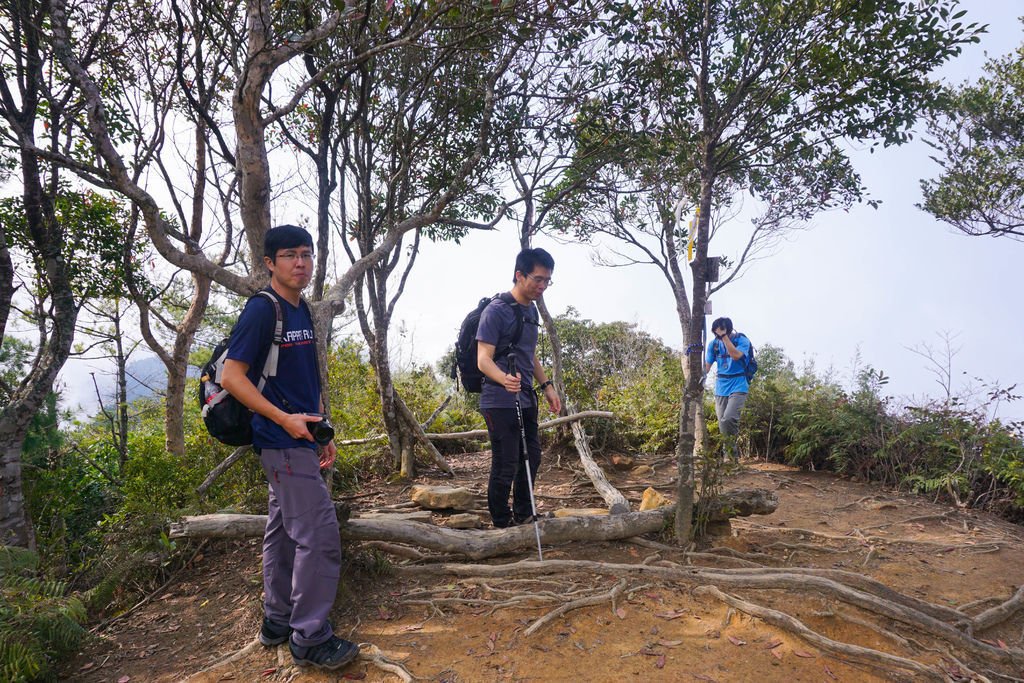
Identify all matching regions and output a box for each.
[476,248,562,528]
[703,316,751,460]
[221,225,358,671]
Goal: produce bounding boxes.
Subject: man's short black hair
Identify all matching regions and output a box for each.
[711,317,733,335]
[265,224,313,261]
[513,247,555,283]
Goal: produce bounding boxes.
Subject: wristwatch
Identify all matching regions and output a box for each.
[538,380,553,391]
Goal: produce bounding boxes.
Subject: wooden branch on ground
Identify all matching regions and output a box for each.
[170,507,675,560]
[169,489,776,561]
[567,403,629,514]
[336,410,614,445]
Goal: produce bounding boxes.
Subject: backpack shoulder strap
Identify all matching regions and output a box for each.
[496,292,525,348]
[254,289,285,389]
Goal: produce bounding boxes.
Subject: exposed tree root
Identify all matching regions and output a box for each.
[973,585,1024,634]
[396,558,1024,671]
[356,643,416,682]
[693,585,946,681]
[524,578,627,636]
[181,638,263,681]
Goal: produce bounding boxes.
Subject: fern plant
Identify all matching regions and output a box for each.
[0,546,87,682]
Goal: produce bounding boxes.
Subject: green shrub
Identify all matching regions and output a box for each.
[0,547,86,683]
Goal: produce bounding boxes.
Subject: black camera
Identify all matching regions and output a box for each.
[306,413,335,446]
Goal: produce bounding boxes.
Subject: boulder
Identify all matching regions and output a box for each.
[410,485,479,511]
[445,513,485,529]
[639,487,671,511]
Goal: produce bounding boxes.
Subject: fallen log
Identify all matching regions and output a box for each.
[336,410,614,445]
[567,403,629,515]
[168,489,777,560]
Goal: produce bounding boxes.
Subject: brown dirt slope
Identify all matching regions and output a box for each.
[65,452,1024,682]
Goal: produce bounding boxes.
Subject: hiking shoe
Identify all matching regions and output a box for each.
[290,635,360,670]
[259,617,291,646]
[513,512,551,525]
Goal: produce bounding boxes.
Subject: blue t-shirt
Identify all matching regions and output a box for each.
[476,295,541,410]
[705,333,751,397]
[226,292,320,450]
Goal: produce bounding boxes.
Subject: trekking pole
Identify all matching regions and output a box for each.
[507,356,543,562]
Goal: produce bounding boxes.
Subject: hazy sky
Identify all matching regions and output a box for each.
[385,1,1024,422]
[59,1,1023,424]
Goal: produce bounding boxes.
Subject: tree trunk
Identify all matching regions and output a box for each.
[673,174,715,543]
[0,158,78,549]
[0,435,34,549]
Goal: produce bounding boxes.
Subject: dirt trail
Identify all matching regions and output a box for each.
[66,453,1024,682]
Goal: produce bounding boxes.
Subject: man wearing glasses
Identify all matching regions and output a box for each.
[221,224,358,671]
[476,247,562,528]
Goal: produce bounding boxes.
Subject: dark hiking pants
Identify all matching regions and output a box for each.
[483,406,541,527]
[259,447,340,647]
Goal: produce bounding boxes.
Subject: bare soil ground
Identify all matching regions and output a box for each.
[64,450,1024,682]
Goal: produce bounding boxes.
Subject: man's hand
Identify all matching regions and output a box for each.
[280,413,321,441]
[544,385,561,414]
[504,371,522,394]
[319,440,337,469]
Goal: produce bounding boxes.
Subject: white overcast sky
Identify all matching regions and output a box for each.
[59,1,1023,424]
[386,1,1024,422]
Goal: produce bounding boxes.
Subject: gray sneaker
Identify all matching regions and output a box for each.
[290,635,360,670]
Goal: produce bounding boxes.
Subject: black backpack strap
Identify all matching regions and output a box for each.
[496,292,526,354]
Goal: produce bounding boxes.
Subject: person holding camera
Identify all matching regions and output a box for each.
[221,224,358,671]
[703,316,752,461]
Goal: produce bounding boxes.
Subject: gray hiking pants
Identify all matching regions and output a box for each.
[714,392,748,438]
[259,447,340,647]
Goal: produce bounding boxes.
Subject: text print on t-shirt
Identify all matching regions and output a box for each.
[282,328,315,347]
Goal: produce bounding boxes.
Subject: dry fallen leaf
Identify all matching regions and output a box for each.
[616,607,627,620]
[770,648,783,660]
[824,663,838,680]
[793,650,816,658]
[657,639,684,648]
[655,610,686,620]
[261,668,277,677]
[764,639,783,649]
[117,677,130,683]
[342,673,367,681]
[655,654,666,669]
[727,636,746,646]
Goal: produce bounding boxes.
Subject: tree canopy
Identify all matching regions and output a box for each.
[921,24,1024,240]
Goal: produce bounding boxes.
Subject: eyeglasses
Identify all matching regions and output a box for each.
[277,251,314,262]
[527,275,553,287]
